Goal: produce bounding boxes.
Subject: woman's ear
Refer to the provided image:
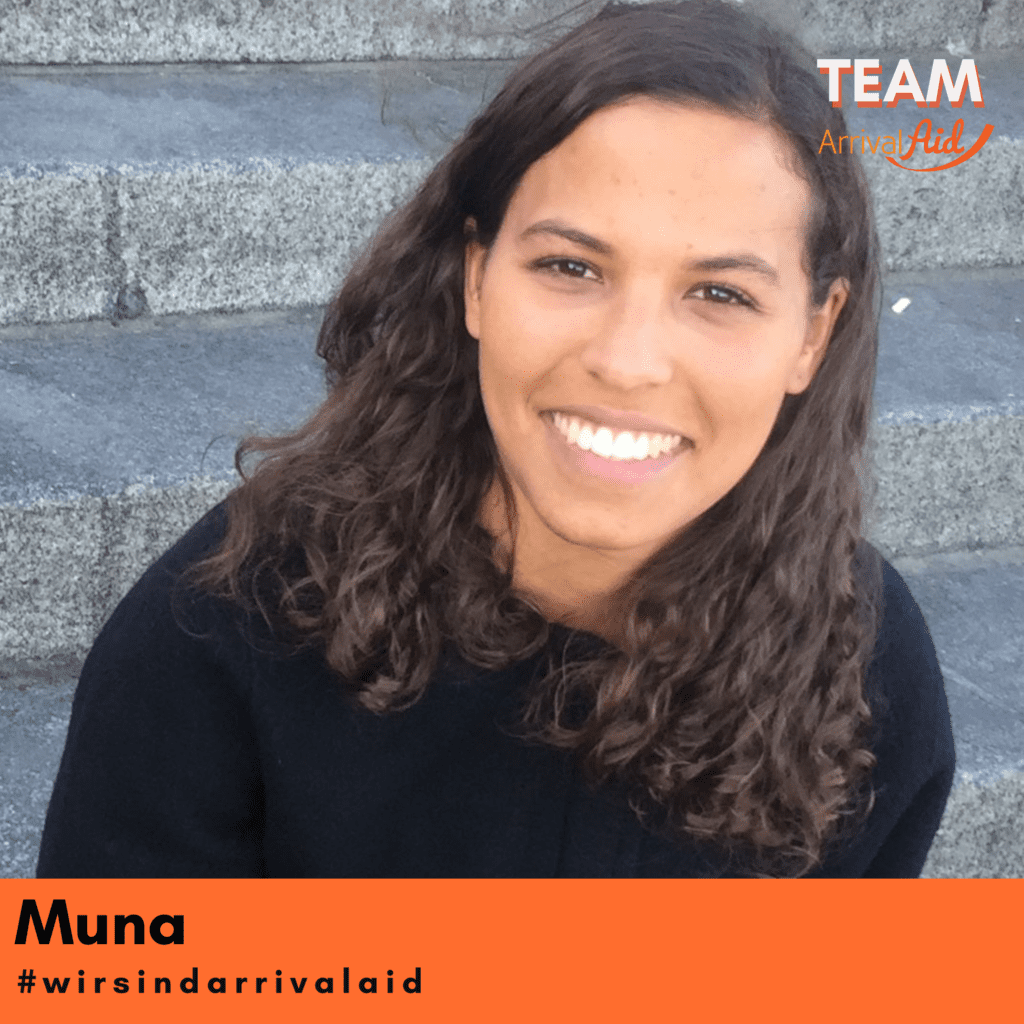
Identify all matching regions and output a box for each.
[787,277,849,394]
[464,217,484,340]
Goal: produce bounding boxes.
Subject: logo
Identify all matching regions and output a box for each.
[816,58,994,171]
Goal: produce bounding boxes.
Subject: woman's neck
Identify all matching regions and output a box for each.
[480,480,633,647]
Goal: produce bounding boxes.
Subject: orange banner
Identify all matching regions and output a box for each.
[3,880,1020,1022]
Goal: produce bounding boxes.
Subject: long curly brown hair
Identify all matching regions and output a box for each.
[186,0,887,877]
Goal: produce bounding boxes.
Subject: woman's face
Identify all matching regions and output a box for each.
[465,97,846,592]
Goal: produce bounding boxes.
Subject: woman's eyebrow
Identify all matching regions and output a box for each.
[519,219,612,254]
[690,255,780,286]
[519,219,780,285]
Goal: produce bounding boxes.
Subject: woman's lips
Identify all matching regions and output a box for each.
[550,411,684,460]
[546,403,689,440]
[543,411,690,484]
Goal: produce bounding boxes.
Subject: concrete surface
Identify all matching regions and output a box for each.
[898,549,1024,787]
[1,267,1022,660]
[2,542,1021,878]
[0,658,79,879]
[870,266,1024,554]
[2,49,1021,327]
[978,0,1024,51]
[921,769,1024,877]
[1,0,1021,65]
[0,0,584,64]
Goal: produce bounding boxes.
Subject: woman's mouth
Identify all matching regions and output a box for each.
[550,411,685,461]
[543,411,690,485]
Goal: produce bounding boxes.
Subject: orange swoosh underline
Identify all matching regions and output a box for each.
[885,124,995,172]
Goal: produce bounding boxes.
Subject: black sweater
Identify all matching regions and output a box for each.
[37,506,956,878]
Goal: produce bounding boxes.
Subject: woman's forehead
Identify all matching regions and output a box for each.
[501,98,814,271]
[525,97,800,192]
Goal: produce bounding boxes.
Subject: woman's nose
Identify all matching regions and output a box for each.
[577,289,675,389]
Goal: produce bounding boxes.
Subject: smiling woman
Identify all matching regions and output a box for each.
[38,0,955,879]
[464,99,849,641]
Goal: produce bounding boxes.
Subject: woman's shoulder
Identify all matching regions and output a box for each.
[123,499,236,613]
[871,547,945,694]
[38,500,268,876]
[85,499,249,674]
[148,500,231,584]
[862,541,955,778]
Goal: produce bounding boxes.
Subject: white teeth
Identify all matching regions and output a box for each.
[591,427,614,457]
[611,431,635,460]
[550,412,684,461]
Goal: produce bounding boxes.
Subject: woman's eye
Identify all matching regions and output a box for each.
[691,283,753,307]
[534,258,599,281]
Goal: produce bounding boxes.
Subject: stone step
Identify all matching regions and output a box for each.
[2,0,1020,66]
[3,544,1021,878]
[1,265,1022,662]
[2,50,1021,328]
